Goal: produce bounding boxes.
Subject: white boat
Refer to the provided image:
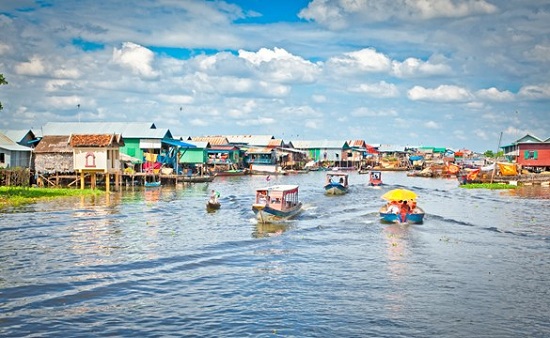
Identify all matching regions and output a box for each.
[252,185,302,223]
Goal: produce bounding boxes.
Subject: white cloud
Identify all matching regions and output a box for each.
[112,42,159,80]
[238,47,320,83]
[0,42,10,55]
[473,129,489,140]
[392,56,452,78]
[312,94,326,103]
[351,81,399,98]
[518,84,550,99]
[52,67,81,79]
[190,118,208,127]
[14,56,46,76]
[327,48,391,74]
[408,85,473,102]
[524,44,550,62]
[351,107,397,117]
[424,121,440,129]
[305,119,321,129]
[475,87,515,101]
[237,117,275,126]
[157,94,194,105]
[299,0,498,29]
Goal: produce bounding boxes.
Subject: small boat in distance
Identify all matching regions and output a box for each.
[207,190,221,211]
[144,180,161,188]
[206,200,221,211]
[252,185,302,223]
[369,170,383,186]
[324,172,349,195]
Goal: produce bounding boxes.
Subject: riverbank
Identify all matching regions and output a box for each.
[0,186,103,209]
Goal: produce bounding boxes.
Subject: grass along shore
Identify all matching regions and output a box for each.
[0,186,104,209]
[459,183,519,189]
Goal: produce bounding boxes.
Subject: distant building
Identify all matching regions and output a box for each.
[502,134,550,172]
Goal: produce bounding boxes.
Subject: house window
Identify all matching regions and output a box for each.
[0,152,5,163]
[524,150,538,160]
[85,152,96,167]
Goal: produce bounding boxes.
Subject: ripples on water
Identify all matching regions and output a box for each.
[1,172,549,337]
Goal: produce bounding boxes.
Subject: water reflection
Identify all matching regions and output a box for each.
[252,222,289,238]
[503,185,550,199]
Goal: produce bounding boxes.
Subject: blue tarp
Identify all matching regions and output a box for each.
[161,139,196,148]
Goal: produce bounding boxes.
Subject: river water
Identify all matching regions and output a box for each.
[1,171,549,337]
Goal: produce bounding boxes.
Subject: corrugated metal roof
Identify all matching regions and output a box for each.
[246,147,273,154]
[41,122,169,138]
[307,140,349,149]
[185,141,209,148]
[0,133,33,151]
[34,135,72,153]
[347,140,366,148]
[189,136,229,145]
[223,135,274,146]
[1,129,34,143]
[291,140,312,149]
[378,144,406,152]
[267,139,283,148]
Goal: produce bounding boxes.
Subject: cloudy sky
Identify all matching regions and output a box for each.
[1,0,549,152]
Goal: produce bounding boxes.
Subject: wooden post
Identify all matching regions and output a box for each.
[91,172,96,190]
[80,171,85,190]
[106,173,110,193]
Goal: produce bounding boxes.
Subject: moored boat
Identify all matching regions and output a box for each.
[252,185,302,223]
[324,172,349,195]
[214,169,249,176]
[144,181,161,188]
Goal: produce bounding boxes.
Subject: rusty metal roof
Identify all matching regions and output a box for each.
[34,135,72,153]
[190,136,229,145]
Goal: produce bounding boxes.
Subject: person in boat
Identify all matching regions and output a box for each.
[209,190,220,204]
[339,177,344,184]
[259,193,267,204]
[400,200,411,222]
[409,199,417,213]
[387,201,400,214]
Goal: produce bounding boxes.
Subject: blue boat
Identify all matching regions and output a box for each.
[379,204,425,224]
[324,172,349,195]
[144,181,161,188]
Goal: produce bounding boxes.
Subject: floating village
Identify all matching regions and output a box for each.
[1,121,549,190]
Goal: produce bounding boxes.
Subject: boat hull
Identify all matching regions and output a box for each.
[144,181,161,188]
[379,206,425,224]
[324,184,348,195]
[252,202,303,223]
[206,201,221,210]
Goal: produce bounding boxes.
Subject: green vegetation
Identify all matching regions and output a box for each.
[0,73,7,111]
[483,150,504,158]
[460,183,519,190]
[0,186,103,209]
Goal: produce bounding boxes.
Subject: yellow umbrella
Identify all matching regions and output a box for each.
[381,188,418,201]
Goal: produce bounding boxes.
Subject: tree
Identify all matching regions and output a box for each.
[0,73,7,111]
[483,150,504,158]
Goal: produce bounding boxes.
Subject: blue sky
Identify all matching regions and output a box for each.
[1,0,549,152]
